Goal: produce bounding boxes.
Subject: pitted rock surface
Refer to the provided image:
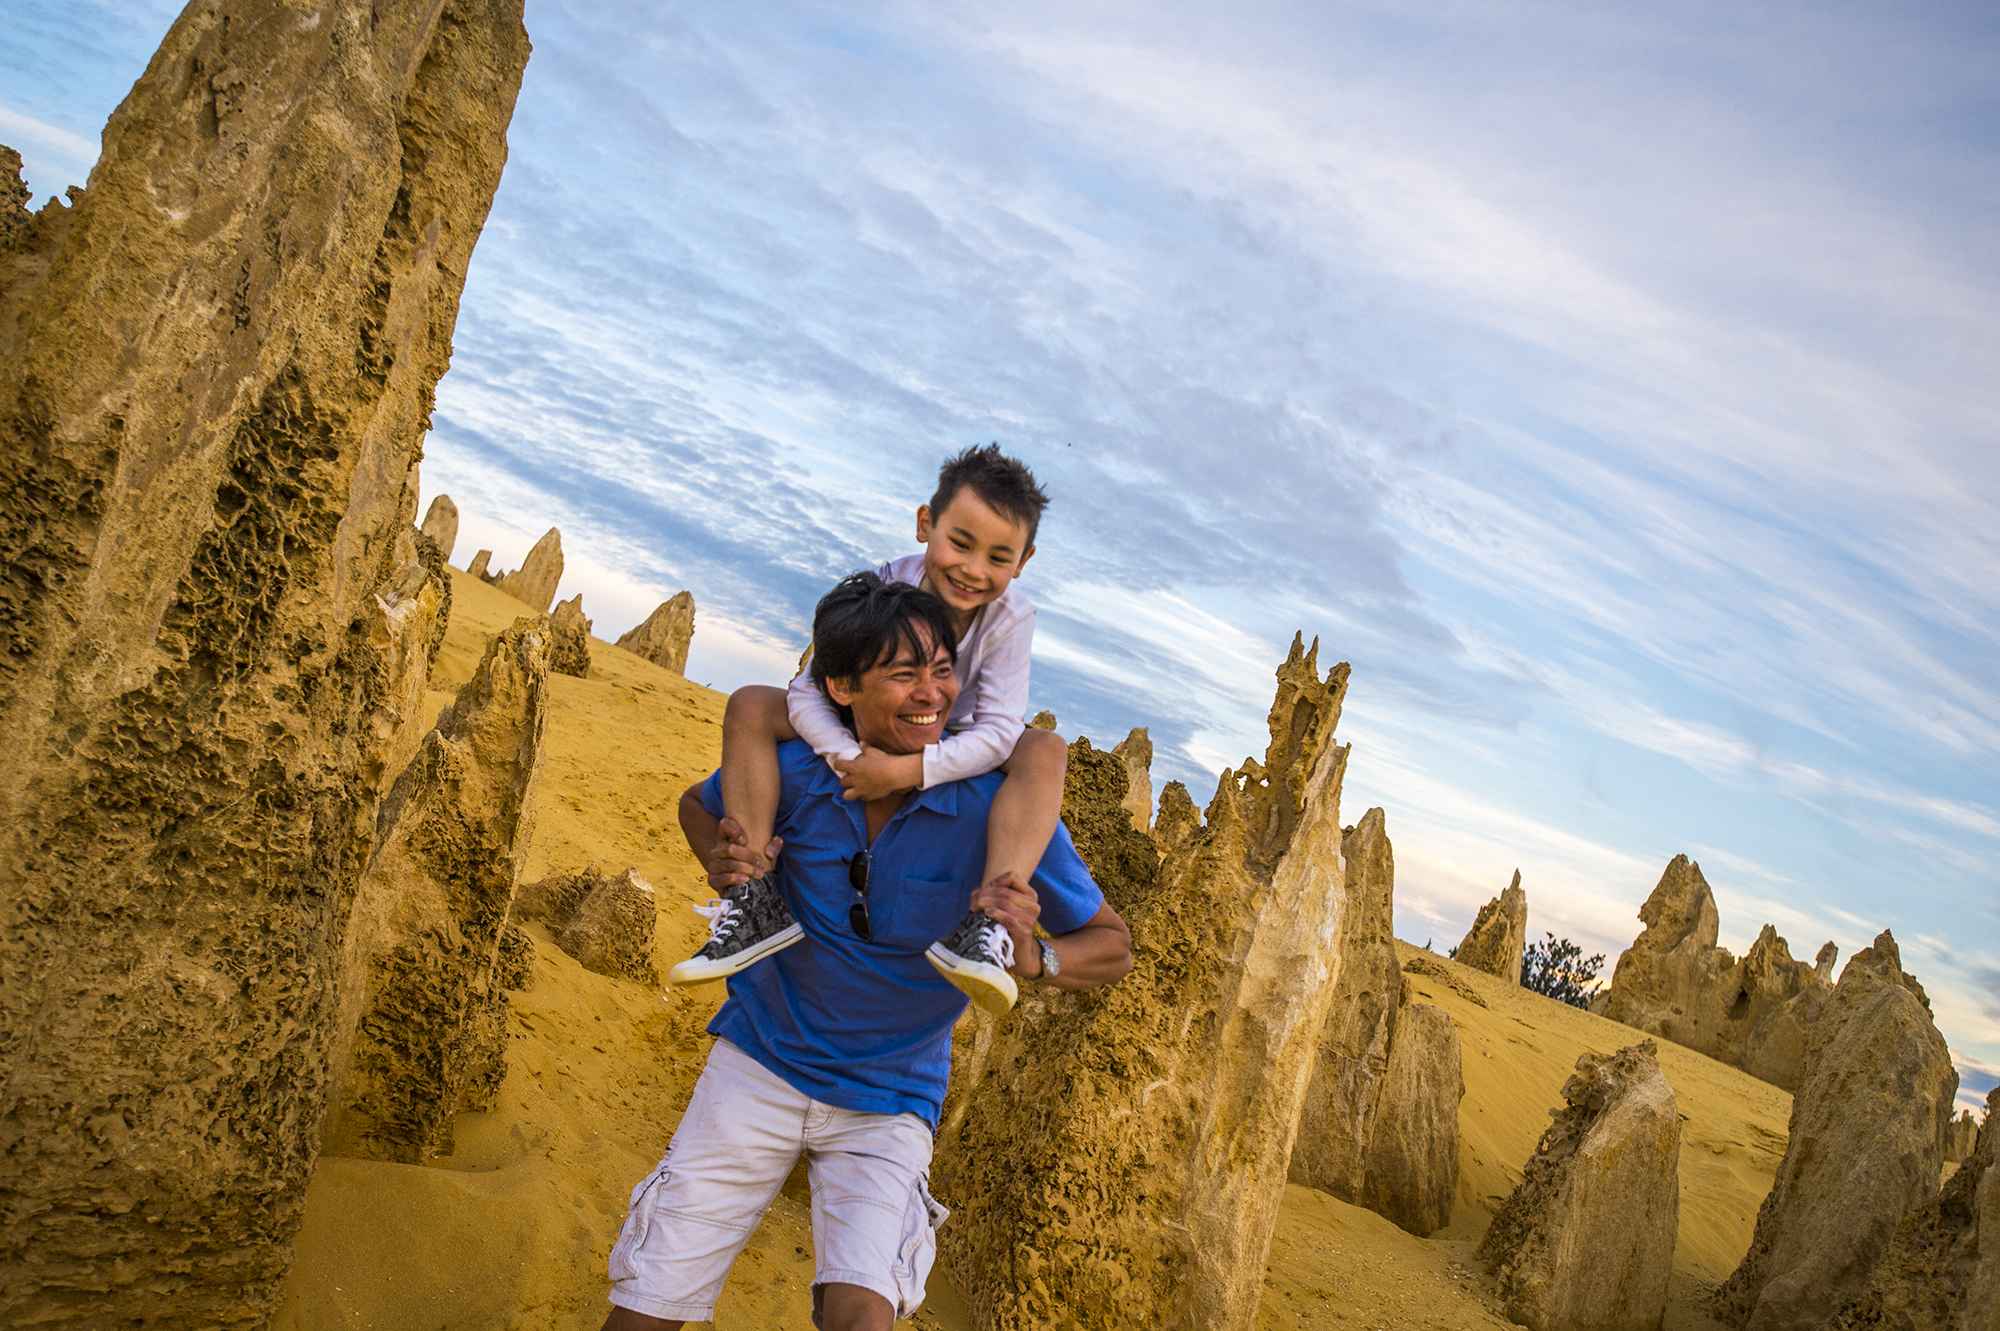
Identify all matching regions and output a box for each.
[1713,932,1959,1331]
[1359,984,1463,1238]
[514,867,659,985]
[1480,1041,1681,1331]
[935,636,1352,1331]
[492,527,564,613]
[0,4,528,1321]
[1112,726,1155,832]
[419,494,460,562]
[1829,1087,1997,1331]
[1456,871,1528,983]
[321,617,550,1164]
[615,590,696,675]
[1596,856,1834,1092]
[1291,807,1403,1205]
[550,593,592,678]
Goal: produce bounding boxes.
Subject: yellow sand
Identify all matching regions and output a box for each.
[275,568,1788,1329]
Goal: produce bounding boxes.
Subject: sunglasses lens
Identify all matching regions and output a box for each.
[847,851,872,939]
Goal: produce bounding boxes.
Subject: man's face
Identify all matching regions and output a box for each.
[826,628,961,757]
[914,489,1035,622]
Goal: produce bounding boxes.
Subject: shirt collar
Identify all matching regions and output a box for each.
[802,751,962,823]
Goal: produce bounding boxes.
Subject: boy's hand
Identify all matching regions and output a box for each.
[706,816,782,891]
[969,871,1043,977]
[833,744,925,802]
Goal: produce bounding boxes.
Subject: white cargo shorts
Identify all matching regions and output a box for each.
[606,1038,949,1324]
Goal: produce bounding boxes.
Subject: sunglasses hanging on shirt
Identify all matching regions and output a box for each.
[845,850,872,941]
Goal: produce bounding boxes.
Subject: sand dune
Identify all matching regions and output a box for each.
[277,568,1790,1329]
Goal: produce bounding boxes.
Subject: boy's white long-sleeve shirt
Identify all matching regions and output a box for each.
[787,553,1035,789]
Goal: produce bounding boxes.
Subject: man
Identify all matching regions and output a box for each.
[603,573,1133,1331]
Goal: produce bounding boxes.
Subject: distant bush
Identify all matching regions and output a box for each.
[1520,933,1605,1008]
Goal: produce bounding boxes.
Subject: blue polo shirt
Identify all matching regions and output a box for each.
[698,738,1104,1128]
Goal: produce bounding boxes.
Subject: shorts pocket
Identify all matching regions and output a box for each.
[890,1176,951,1317]
[608,1169,667,1283]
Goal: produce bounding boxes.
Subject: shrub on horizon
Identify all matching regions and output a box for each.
[1520,932,1605,1009]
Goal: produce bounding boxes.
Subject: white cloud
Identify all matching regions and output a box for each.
[0,104,97,161]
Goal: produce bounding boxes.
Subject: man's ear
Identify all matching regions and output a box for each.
[915,504,932,543]
[825,675,860,708]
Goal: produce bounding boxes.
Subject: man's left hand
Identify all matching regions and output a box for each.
[969,871,1044,978]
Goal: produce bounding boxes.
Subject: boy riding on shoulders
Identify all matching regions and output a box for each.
[669,445,1066,1014]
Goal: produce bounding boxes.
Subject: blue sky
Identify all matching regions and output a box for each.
[7,0,1995,1115]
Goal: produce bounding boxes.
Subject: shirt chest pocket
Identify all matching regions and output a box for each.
[863,874,969,951]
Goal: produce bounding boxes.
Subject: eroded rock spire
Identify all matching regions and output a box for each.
[936,635,1352,1331]
[0,1,530,1320]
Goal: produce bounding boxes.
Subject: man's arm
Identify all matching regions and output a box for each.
[968,874,1132,990]
[679,781,781,893]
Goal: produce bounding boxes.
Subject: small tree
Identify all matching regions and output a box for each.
[1520,932,1605,1008]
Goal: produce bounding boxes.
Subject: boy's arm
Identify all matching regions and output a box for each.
[786,666,863,763]
[921,603,1035,788]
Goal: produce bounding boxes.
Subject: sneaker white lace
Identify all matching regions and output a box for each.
[693,897,740,943]
[976,920,1015,970]
[926,912,1019,1014]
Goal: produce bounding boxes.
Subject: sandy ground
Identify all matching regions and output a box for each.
[275,568,1791,1329]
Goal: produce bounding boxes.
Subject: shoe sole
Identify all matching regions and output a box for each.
[925,944,1018,1014]
[668,922,805,987]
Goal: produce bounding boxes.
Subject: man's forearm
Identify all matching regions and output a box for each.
[1035,906,1132,990]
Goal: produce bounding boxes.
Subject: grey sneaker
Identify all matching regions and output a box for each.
[925,911,1018,1014]
[668,872,804,986]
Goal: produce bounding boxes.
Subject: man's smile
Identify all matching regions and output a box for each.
[900,711,940,727]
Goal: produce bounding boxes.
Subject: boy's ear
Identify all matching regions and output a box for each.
[1015,543,1036,574]
[915,504,932,542]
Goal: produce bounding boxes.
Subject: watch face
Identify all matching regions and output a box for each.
[1040,938,1058,978]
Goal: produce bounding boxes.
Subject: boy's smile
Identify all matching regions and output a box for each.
[914,490,1035,632]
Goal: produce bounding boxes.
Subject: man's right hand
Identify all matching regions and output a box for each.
[706,816,783,891]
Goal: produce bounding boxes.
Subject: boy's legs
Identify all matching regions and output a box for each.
[980,727,1068,887]
[718,684,797,879]
[927,727,1068,1013]
[669,686,805,986]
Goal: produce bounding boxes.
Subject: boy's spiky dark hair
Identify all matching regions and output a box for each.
[928,443,1050,547]
[808,572,960,729]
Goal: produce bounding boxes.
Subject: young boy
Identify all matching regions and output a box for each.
[667,444,1066,1013]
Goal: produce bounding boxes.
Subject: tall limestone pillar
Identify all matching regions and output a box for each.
[0,1,530,1322]
[936,636,1352,1331]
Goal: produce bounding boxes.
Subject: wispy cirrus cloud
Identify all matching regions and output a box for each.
[12,0,1998,1107]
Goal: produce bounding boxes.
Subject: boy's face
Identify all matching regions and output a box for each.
[914,489,1035,621]
[826,630,961,757]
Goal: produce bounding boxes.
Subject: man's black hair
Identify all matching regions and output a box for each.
[928,443,1051,548]
[809,572,960,728]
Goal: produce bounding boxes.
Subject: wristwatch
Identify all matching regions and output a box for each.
[1036,937,1059,980]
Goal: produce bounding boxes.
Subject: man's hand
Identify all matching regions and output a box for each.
[704,816,783,892]
[969,871,1044,977]
[967,877,1134,990]
[833,744,925,802]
